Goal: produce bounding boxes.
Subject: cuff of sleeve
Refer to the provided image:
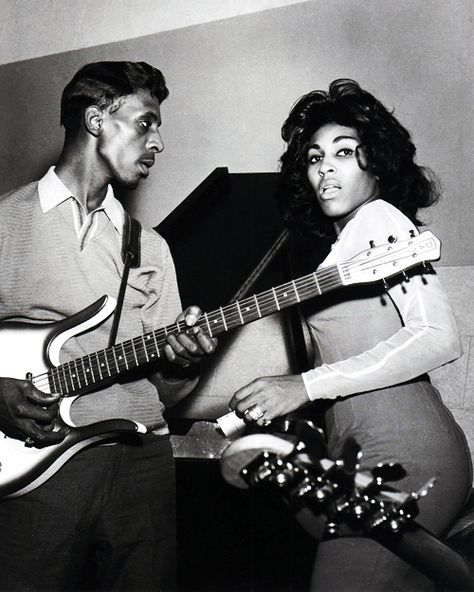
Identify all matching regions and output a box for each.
[302,369,318,401]
[302,366,340,401]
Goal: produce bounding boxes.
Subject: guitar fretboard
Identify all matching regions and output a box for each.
[44,264,344,396]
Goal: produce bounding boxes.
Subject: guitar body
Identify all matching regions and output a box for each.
[0,296,146,499]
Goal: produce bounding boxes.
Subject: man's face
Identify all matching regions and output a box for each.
[98,89,164,189]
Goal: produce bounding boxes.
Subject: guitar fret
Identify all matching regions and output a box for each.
[142,335,150,363]
[72,360,82,390]
[120,343,129,370]
[60,365,70,395]
[134,338,146,364]
[80,358,89,387]
[49,368,59,395]
[80,359,88,387]
[131,340,139,366]
[272,288,281,311]
[86,354,95,383]
[99,349,111,378]
[253,295,262,318]
[143,334,155,361]
[151,331,160,358]
[95,352,104,381]
[236,301,244,325]
[292,280,301,303]
[204,312,213,337]
[219,307,228,331]
[69,362,79,392]
[111,348,120,374]
[59,370,67,395]
[312,272,321,295]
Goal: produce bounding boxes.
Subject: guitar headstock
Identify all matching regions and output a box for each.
[220,421,435,538]
[342,230,441,286]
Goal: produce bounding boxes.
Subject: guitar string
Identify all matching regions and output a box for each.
[30,265,337,388]
[33,261,422,394]
[32,266,345,393]
[31,244,427,393]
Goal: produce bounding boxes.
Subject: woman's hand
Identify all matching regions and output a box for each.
[229,374,309,426]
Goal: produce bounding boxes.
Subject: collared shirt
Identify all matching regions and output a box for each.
[38,166,125,249]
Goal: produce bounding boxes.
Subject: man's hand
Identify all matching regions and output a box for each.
[164,305,217,368]
[0,377,69,446]
[229,374,309,426]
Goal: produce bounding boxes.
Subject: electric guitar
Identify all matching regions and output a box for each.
[0,231,440,498]
[220,421,474,591]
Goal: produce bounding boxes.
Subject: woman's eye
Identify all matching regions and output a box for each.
[337,148,354,157]
[308,154,322,164]
[139,120,151,129]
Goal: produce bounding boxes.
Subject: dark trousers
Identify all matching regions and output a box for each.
[0,434,176,592]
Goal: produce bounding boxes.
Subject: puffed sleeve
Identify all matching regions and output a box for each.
[301,200,461,400]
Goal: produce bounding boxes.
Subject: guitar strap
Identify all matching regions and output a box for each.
[108,212,142,347]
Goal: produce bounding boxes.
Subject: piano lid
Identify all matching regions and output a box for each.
[155,167,286,311]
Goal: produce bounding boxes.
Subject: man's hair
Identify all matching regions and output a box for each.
[278,79,440,241]
[60,61,169,136]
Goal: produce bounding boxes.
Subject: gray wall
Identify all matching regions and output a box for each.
[0,0,472,265]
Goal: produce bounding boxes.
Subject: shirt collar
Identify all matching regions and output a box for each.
[38,166,125,235]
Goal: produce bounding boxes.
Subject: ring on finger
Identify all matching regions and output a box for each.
[244,405,265,422]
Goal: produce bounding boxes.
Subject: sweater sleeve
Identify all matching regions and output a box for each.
[301,202,461,401]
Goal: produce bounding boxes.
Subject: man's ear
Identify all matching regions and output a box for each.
[84,105,104,137]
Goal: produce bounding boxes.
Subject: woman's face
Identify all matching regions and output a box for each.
[306,123,379,232]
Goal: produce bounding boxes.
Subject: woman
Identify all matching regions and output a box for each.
[229,79,472,590]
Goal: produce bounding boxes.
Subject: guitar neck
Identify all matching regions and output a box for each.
[44,264,343,397]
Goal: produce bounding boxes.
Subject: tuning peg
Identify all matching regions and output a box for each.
[372,462,407,483]
[369,240,375,248]
[339,437,362,476]
[409,230,416,238]
[402,271,410,283]
[294,420,327,464]
[387,235,398,243]
[412,477,437,500]
[325,521,339,537]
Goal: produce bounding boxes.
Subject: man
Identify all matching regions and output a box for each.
[0,61,216,591]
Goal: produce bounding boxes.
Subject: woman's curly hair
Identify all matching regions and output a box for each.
[279,79,440,240]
